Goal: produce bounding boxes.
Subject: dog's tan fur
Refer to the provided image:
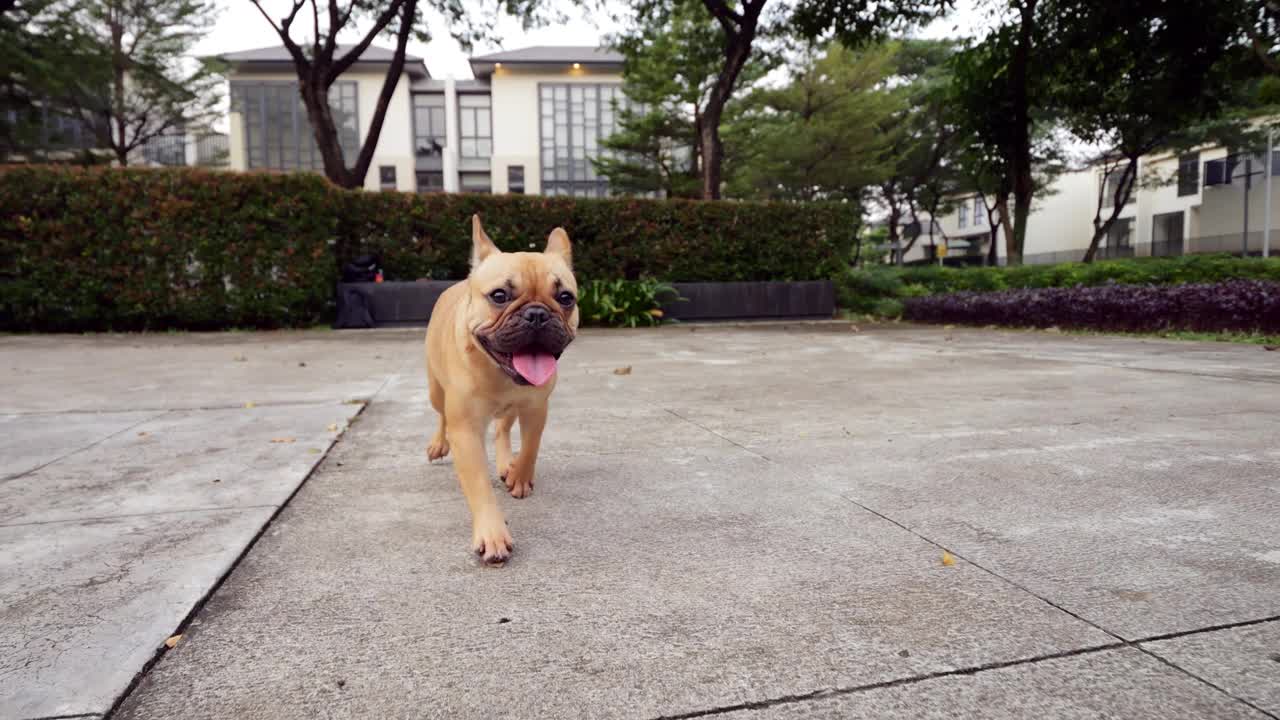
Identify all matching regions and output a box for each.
[425,215,578,563]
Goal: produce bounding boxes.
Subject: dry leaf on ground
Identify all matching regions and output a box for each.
[270,438,296,444]
[233,355,247,362]
[327,423,339,432]
[613,366,632,376]
[164,634,182,648]
[243,401,256,409]
[941,551,956,567]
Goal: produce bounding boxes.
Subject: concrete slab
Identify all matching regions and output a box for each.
[0,330,413,414]
[1143,620,1280,716]
[0,508,273,718]
[6,324,1280,720]
[112,432,1113,720]
[1,403,360,526]
[0,411,160,480]
[713,647,1268,719]
[754,411,1280,641]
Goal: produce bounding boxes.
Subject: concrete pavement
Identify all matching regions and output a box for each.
[2,325,1278,719]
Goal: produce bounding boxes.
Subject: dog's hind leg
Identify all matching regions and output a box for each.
[427,374,450,461]
[495,413,516,480]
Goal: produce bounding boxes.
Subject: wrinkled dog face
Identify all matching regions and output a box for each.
[467,218,578,387]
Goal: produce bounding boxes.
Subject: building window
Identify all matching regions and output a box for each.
[230,81,358,171]
[958,201,968,229]
[412,93,446,157]
[379,165,396,191]
[458,94,491,158]
[1103,167,1138,206]
[1102,218,1135,259]
[539,83,625,197]
[1177,152,1199,196]
[460,171,491,193]
[508,165,525,194]
[416,170,444,193]
[972,197,984,226]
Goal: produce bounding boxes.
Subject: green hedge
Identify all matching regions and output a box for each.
[839,255,1280,315]
[0,166,857,331]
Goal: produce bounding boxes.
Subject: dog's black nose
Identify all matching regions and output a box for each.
[522,304,551,327]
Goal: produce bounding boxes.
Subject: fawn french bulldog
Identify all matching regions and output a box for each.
[424,215,578,563]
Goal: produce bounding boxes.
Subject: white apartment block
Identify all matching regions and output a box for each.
[905,142,1278,265]
[219,44,625,196]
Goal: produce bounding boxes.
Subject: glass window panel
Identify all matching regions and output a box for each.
[461,110,475,137]
[477,109,491,138]
[461,139,476,157]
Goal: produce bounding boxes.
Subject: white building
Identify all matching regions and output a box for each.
[218,44,625,195]
[904,142,1278,265]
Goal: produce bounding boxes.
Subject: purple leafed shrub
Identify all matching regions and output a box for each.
[902,280,1280,334]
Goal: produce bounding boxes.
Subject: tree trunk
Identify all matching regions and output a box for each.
[300,78,356,188]
[1007,0,1037,266]
[1082,157,1138,263]
[886,200,902,265]
[109,9,128,166]
[699,25,754,200]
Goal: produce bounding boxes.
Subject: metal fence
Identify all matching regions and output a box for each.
[1019,237,1271,265]
[136,133,229,168]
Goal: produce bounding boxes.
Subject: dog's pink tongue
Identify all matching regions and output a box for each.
[513,352,557,386]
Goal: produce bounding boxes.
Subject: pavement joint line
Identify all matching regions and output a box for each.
[22,714,102,720]
[830,491,1280,720]
[101,376,396,720]
[1132,613,1280,644]
[659,408,772,461]
[0,504,279,530]
[1,410,171,484]
[646,642,1128,720]
[0,398,368,417]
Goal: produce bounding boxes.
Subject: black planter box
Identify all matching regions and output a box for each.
[662,281,834,322]
[334,279,834,328]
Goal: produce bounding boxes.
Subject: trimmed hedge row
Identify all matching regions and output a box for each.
[902,280,1280,334]
[838,255,1280,315]
[0,166,857,331]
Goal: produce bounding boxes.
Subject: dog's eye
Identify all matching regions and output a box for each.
[556,291,576,307]
[489,289,509,305]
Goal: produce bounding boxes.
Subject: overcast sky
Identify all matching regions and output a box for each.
[194,0,988,80]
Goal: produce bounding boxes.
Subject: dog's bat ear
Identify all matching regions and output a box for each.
[471,215,499,268]
[545,227,572,267]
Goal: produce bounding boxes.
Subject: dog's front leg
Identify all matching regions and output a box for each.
[503,403,546,499]
[446,403,512,564]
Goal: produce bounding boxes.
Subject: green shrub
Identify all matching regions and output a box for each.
[839,255,1280,317]
[0,166,857,331]
[578,278,681,327]
[0,166,337,331]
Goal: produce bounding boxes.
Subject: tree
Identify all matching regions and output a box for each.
[864,39,958,263]
[65,0,224,167]
[948,9,1054,266]
[729,42,900,201]
[1,0,97,158]
[1044,0,1251,262]
[249,0,545,189]
[615,0,953,199]
[598,0,736,198]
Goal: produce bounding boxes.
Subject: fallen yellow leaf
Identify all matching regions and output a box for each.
[164,634,182,649]
[244,401,256,409]
[137,431,149,437]
[327,423,339,432]
[307,448,322,454]
[613,366,632,376]
[941,551,956,567]
[270,438,296,444]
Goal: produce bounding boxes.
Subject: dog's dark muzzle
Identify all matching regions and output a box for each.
[485,303,574,357]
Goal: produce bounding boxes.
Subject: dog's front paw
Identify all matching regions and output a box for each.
[501,456,534,499]
[472,512,514,564]
[427,431,450,461]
